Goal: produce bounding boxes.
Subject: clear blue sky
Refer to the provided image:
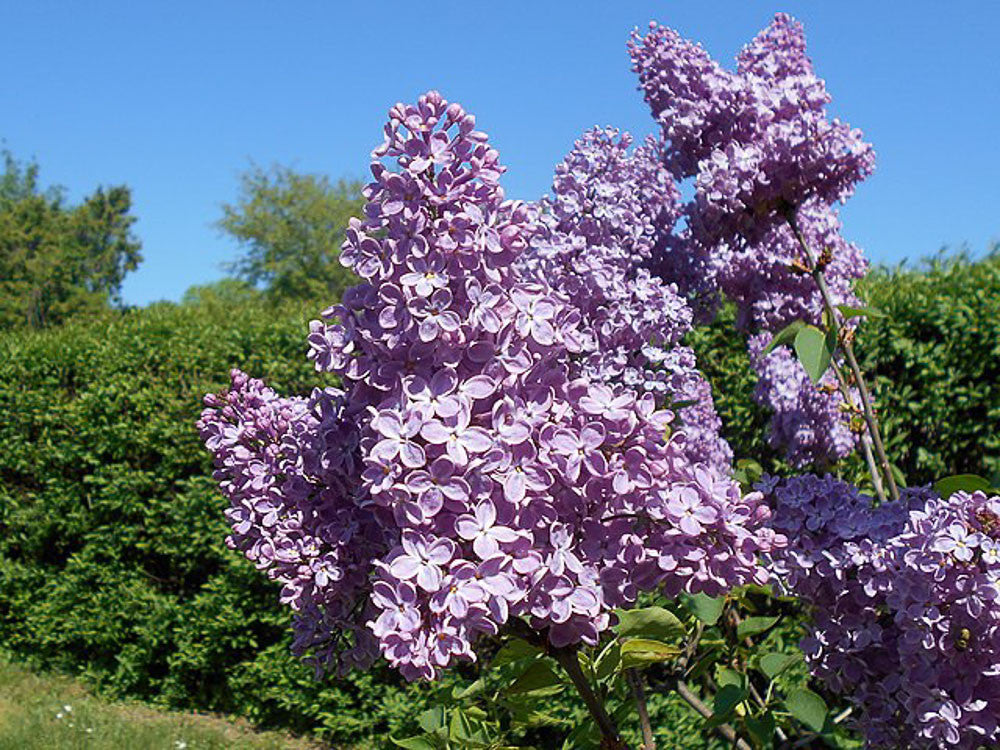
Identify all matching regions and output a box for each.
[3,2,998,306]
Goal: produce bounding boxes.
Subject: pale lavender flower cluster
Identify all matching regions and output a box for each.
[522,128,731,471]
[717,201,868,333]
[629,14,870,467]
[767,476,1000,749]
[196,372,388,672]
[629,13,876,244]
[202,92,781,681]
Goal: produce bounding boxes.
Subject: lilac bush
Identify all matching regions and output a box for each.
[197,13,996,750]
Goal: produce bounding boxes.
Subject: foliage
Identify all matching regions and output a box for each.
[217,163,363,303]
[857,250,1000,485]
[0,298,434,746]
[0,149,142,330]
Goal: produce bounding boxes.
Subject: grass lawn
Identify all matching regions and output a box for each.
[0,657,326,750]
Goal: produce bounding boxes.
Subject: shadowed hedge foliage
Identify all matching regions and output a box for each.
[1,252,998,745]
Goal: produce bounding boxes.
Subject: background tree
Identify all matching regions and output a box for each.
[0,150,142,329]
[217,164,364,304]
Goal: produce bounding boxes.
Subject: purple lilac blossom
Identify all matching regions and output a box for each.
[200,92,780,682]
[521,127,732,472]
[629,15,870,468]
[717,200,868,333]
[629,13,876,245]
[747,333,857,468]
[767,476,1000,749]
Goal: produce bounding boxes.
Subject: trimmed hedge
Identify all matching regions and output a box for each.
[0,299,439,746]
[1,253,998,745]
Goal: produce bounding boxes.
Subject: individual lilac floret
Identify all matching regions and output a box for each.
[747,333,857,468]
[203,92,781,682]
[767,477,1000,749]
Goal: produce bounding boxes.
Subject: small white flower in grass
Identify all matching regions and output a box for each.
[63,704,73,712]
[55,712,64,719]
[86,728,94,734]
[175,741,188,750]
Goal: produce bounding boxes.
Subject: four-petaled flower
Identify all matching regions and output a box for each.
[420,408,493,464]
[388,532,457,592]
[456,500,520,558]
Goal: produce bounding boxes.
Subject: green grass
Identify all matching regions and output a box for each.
[0,657,327,750]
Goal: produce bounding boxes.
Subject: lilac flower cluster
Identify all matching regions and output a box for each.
[767,476,1000,749]
[629,12,875,244]
[196,372,387,672]
[522,128,731,471]
[201,92,781,681]
[629,14,871,468]
[717,200,868,333]
[747,333,856,468]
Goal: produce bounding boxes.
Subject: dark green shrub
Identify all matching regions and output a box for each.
[0,299,431,746]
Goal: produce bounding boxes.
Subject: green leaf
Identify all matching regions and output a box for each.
[492,638,542,667]
[391,736,438,750]
[736,458,763,484]
[686,592,725,625]
[737,615,780,640]
[786,688,828,733]
[593,641,622,682]
[452,678,486,700]
[705,684,746,728]
[615,606,685,641]
[794,325,835,384]
[933,473,993,497]
[836,304,885,319]
[507,661,564,696]
[763,320,807,355]
[418,706,446,734]
[745,711,777,745]
[619,638,684,668]
[715,666,744,689]
[758,652,800,680]
[449,709,474,741]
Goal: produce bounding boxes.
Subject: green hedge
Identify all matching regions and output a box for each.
[1,253,998,746]
[0,299,441,746]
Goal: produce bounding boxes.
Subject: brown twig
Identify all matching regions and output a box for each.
[785,207,900,500]
[551,646,626,749]
[675,680,753,750]
[626,668,656,749]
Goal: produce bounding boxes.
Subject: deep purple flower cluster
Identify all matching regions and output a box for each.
[522,128,731,471]
[201,92,781,681]
[747,333,856,468]
[629,14,871,468]
[767,476,1000,749]
[630,13,875,244]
